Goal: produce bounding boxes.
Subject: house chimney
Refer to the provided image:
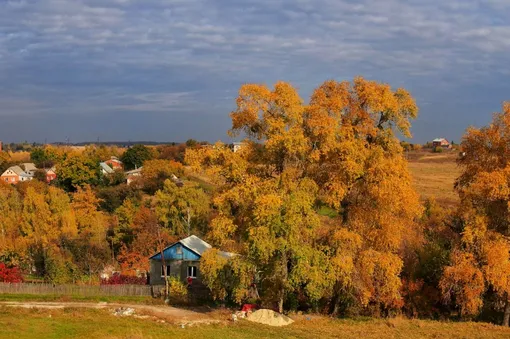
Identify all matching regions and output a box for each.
[0,140,2,152]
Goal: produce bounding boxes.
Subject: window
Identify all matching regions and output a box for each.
[161,265,170,277]
[187,266,197,279]
[176,245,182,255]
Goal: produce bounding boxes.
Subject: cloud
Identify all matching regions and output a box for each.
[110,92,196,112]
[0,0,510,142]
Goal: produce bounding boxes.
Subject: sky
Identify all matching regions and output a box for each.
[1,0,510,144]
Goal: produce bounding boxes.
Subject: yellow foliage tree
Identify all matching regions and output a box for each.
[441,102,510,325]
[188,77,421,313]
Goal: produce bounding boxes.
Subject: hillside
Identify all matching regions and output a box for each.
[407,149,461,207]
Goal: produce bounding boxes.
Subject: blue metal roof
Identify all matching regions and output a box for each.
[151,242,201,261]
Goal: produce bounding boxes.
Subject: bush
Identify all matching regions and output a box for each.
[101,273,147,285]
[168,276,188,300]
[45,253,80,284]
[400,142,411,152]
[0,263,23,283]
[433,146,443,153]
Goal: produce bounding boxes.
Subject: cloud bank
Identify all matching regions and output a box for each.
[1,0,509,142]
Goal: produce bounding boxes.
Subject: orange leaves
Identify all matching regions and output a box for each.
[230,82,308,174]
[351,76,418,139]
[440,251,485,316]
[71,185,107,241]
[230,83,272,139]
[306,80,348,152]
[482,237,510,297]
[253,193,283,225]
[187,77,421,311]
[141,159,184,180]
[357,250,404,308]
[444,102,510,318]
[457,102,510,194]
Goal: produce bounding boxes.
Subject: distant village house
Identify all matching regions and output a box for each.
[44,168,57,183]
[100,162,115,175]
[1,163,57,185]
[21,163,37,176]
[125,167,142,185]
[1,165,33,184]
[432,138,451,149]
[104,156,123,170]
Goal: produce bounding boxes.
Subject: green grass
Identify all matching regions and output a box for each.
[317,205,339,218]
[0,294,159,304]
[187,175,216,193]
[1,307,510,339]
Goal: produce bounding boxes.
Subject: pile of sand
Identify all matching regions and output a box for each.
[246,309,294,327]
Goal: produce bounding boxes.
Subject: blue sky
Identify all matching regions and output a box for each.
[1,0,510,144]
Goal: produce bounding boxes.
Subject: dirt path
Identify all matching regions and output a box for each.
[0,301,220,325]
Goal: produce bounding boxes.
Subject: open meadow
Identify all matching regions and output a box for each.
[1,306,510,339]
[407,149,461,207]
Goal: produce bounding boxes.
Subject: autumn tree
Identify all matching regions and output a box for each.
[69,185,110,279]
[108,198,139,256]
[157,143,187,163]
[0,151,10,169]
[30,145,64,168]
[83,145,122,164]
[441,102,510,325]
[0,183,23,266]
[121,144,154,170]
[306,78,421,315]
[155,180,210,237]
[141,159,184,193]
[56,153,99,191]
[117,206,174,275]
[187,77,421,313]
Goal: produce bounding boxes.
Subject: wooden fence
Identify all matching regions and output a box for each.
[0,283,153,297]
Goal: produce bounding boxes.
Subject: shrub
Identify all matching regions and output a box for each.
[0,263,23,283]
[400,142,411,152]
[45,254,80,284]
[168,276,188,300]
[101,273,147,285]
[433,146,443,153]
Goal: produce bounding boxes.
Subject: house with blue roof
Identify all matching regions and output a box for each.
[149,235,235,286]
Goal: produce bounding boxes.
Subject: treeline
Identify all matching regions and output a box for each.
[1,78,510,325]
[0,142,210,283]
[187,79,510,324]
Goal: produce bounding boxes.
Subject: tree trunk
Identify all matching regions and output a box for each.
[111,238,115,265]
[187,208,191,236]
[330,284,341,316]
[278,252,288,314]
[157,227,169,298]
[503,297,510,327]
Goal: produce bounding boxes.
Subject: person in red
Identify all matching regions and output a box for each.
[187,276,193,288]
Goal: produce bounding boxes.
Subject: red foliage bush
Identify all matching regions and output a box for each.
[0,263,23,283]
[100,273,147,285]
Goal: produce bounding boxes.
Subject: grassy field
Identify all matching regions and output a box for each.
[0,293,159,304]
[407,150,461,207]
[0,307,509,339]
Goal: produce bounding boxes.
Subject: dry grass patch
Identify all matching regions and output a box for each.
[407,150,461,207]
